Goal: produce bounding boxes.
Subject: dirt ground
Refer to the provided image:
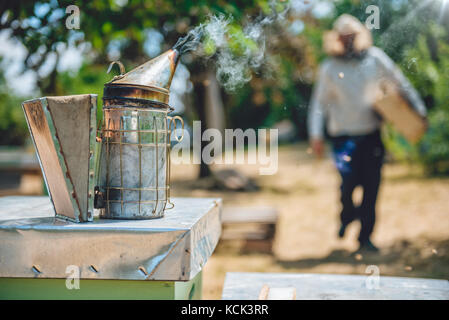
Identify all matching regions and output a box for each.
[170,143,449,299]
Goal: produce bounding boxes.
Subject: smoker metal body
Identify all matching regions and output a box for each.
[98,103,182,219]
[97,48,183,219]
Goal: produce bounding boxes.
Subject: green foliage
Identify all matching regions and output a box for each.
[203,35,217,56]
[227,24,258,56]
[0,72,29,146]
[382,125,418,162]
[0,0,276,145]
[419,109,449,174]
[1,0,449,176]
[2,0,275,72]
[56,64,113,120]
[384,25,449,175]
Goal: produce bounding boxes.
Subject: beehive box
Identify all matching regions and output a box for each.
[373,82,427,144]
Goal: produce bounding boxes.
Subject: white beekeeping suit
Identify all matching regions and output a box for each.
[308,15,426,140]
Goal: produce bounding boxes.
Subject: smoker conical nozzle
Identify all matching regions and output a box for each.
[108,49,180,91]
[103,48,181,105]
[104,31,202,106]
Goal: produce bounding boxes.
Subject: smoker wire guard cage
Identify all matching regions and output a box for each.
[96,97,184,220]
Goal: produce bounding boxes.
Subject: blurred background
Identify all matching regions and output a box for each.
[0,0,448,299]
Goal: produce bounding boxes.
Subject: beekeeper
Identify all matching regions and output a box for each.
[308,14,427,252]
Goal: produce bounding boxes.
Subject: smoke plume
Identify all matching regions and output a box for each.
[174,1,289,92]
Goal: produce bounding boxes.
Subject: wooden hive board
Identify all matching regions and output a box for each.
[373,81,427,144]
[221,206,278,241]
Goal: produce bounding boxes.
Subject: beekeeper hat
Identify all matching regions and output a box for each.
[323,14,373,56]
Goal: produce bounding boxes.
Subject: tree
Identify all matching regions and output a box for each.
[1,0,293,177]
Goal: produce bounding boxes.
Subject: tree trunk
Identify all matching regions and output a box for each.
[205,69,225,134]
[192,68,226,178]
[192,73,211,178]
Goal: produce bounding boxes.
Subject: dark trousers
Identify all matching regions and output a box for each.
[331,130,385,244]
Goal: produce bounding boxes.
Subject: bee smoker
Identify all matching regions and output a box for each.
[22,41,187,222]
[96,48,184,219]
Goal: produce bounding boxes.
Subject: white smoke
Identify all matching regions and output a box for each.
[204,14,230,48]
[205,5,288,91]
[178,1,289,92]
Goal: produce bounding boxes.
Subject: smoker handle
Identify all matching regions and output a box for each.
[168,116,184,143]
[106,61,126,82]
